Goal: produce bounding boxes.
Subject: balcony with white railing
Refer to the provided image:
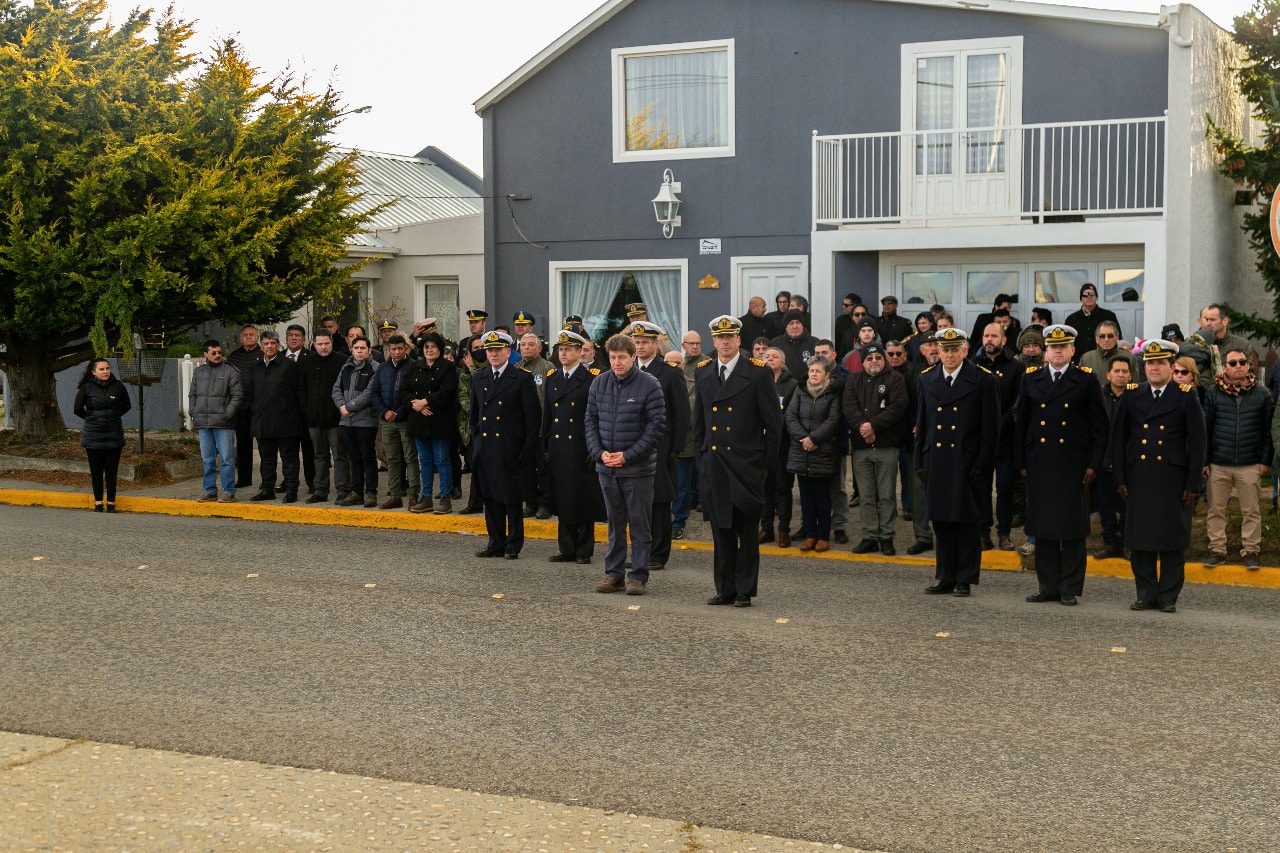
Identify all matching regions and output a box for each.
[812,117,1166,228]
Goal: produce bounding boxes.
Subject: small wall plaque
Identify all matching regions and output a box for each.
[699,238,722,255]
[698,274,720,289]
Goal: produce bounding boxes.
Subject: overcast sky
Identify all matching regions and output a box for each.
[102,0,1254,176]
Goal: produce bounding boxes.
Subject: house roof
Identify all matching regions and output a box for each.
[474,0,1171,113]
[328,148,484,237]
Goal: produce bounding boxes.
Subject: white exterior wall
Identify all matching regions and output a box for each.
[373,215,484,342]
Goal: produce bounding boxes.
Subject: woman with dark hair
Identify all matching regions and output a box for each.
[72,357,132,512]
[904,312,937,363]
[785,356,843,552]
[403,332,459,513]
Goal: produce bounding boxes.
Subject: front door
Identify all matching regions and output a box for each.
[903,38,1022,221]
[733,257,808,316]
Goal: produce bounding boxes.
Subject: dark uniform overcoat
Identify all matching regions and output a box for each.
[1111,381,1206,551]
[469,365,540,505]
[1014,363,1109,538]
[913,360,1000,523]
[693,357,782,527]
[641,358,691,502]
[542,365,606,523]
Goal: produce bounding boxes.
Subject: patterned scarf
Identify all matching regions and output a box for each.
[1213,371,1256,398]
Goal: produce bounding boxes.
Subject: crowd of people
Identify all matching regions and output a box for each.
[74,289,1278,611]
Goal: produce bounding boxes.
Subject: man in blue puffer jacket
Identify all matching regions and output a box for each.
[585,334,666,595]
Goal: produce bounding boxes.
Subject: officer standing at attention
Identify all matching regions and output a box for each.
[913,328,1000,596]
[694,316,783,608]
[1112,339,1206,613]
[634,321,690,572]
[622,303,675,355]
[1015,324,1109,606]
[543,330,606,564]
[470,331,541,560]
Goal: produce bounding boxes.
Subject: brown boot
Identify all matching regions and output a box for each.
[379,497,404,510]
[799,538,817,552]
[410,496,433,513]
[777,531,791,548]
[434,496,452,514]
[814,540,830,552]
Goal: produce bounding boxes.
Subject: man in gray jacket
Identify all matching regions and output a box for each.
[189,339,244,502]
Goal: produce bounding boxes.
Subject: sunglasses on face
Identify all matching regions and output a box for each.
[853,311,867,317]
[1098,333,1116,339]
[1081,292,1097,297]
[1225,359,1249,367]
[1172,368,1190,375]
[887,351,905,357]
[843,302,854,308]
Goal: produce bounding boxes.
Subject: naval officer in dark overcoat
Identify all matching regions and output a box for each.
[543,330,605,563]
[913,327,1000,596]
[469,330,541,559]
[694,315,783,607]
[1015,324,1109,606]
[1112,339,1206,613]
[634,321,691,572]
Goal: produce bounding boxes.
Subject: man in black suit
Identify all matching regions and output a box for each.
[247,330,306,503]
[543,330,605,564]
[694,316,783,607]
[1016,324,1109,606]
[1113,339,1206,613]
[469,331,541,559]
[914,328,1000,596]
[634,321,691,572]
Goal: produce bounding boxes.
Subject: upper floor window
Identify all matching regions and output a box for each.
[612,39,735,163]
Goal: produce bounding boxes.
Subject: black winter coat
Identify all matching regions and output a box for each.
[249,356,305,438]
[301,351,345,428]
[401,358,459,441]
[784,382,843,478]
[74,377,132,450]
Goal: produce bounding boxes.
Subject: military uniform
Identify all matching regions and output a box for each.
[1112,340,1206,610]
[694,316,783,605]
[1014,329,1109,603]
[543,345,606,562]
[913,330,1000,593]
[621,302,675,355]
[517,353,555,515]
[470,332,542,558]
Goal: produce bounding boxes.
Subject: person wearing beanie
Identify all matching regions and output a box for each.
[769,308,820,380]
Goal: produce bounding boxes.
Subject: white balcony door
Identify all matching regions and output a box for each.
[903,38,1022,220]
[731,257,808,316]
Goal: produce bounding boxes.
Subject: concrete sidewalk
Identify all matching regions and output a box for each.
[0,732,869,852]
[2,478,1277,588]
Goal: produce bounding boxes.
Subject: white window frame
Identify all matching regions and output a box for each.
[612,38,736,163]
[548,258,689,337]
[729,255,809,317]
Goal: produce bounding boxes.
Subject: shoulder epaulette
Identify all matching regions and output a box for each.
[1180,383,1193,392]
[750,357,765,367]
[1079,365,1093,374]
[977,365,992,374]
[921,364,937,374]
[589,367,601,376]
[1126,383,1140,390]
[545,368,556,377]
[697,358,712,368]
[1025,365,1039,374]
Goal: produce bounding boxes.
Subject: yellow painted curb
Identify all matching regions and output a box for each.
[3,487,1278,588]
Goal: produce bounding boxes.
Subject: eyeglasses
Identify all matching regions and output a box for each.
[887,351,905,357]
[1081,291,1097,298]
[852,311,867,318]
[842,302,854,308]
[1171,368,1190,375]
[1097,333,1116,339]
[1225,359,1249,367]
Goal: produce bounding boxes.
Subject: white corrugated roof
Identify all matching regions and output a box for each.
[329,148,483,232]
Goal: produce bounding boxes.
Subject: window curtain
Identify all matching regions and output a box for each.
[915,56,954,176]
[562,271,623,341]
[965,53,1007,174]
[625,50,728,151]
[631,270,681,338]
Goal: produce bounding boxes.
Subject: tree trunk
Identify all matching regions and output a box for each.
[5,348,72,439]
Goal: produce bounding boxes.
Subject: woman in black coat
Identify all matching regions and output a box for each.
[784,356,843,552]
[402,333,459,513]
[72,358,132,512]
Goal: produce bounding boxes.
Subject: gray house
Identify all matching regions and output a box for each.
[475,0,1258,344]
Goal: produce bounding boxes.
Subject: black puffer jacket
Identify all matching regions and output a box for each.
[401,357,459,441]
[784,380,842,477]
[74,376,132,450]
[1204,381,1275,466]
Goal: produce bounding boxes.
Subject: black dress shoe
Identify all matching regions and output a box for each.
[833,530,849,545]
[250,490,275,501]
[1060,594,1078,606]
[707,594,735,605]
[952,584,971,597]
[925,583,954,594]
[879,540,895,556]
[548,554,574,562]
[575,557,592,565]
[282,491,298,503]
[732,596,751,607]
[906,540,934,555]
[1130,600,1154,611]
[457,505,482,515]
[503,550,520,560]
[852,538,880,554]
[1159,602,1177,613]
[1026,591,1058,603]
[475,548,501,558]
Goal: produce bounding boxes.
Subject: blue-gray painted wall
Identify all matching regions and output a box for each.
[480,0,1169,330]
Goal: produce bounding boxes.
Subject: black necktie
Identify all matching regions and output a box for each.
[1052,371,1059,383]
[1154,388,1162,400]
[947,374,954,387]
[720,365,728,385]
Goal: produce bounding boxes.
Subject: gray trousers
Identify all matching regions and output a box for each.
[829,454,849,532]
[309,425,350,497]
[600,473,654,583]
[852,446,898,540]
[911,468,932,544]
[380,420,420,498]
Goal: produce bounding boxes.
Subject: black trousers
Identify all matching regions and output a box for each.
[85,447,122,502]
[299,427,315,491]
[1035,537,1087,597]
[711,504,762,599]
[557,520,595,560]
[235,411,254,486]
[649,501,672,567]
[257,435,300,493]
[1130,550,1185,606]
[484,499,524,554]
[933,520,981,586]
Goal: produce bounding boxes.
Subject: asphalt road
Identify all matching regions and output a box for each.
[2,505,1277,853]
